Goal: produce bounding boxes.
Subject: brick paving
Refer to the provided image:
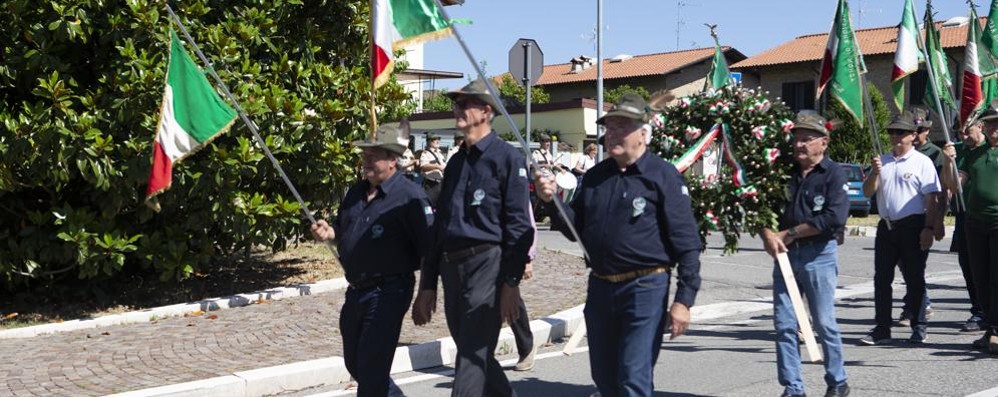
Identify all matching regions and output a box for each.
[0,251,587,397]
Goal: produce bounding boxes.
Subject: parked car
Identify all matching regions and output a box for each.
[862,165,878,215]
[840,163,871,217]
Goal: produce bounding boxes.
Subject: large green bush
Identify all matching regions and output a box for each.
[825,82,891,164]
[0,0,415,289]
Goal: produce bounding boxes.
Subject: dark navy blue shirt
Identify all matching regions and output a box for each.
[420,132,534,290]
[779,156,849,243]
[549,150,702,307]
[334,171,434,283]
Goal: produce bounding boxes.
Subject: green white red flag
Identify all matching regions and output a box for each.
[818,0,865,125]
[146,30,237,211]
[891,0,923,111]
[372,0,452,88]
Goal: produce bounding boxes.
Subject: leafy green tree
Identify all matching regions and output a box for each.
[423,90,452,112]
[604,84,651,104]
[825,83,891,164]
[0,0,413,290]
[496,74,549,107]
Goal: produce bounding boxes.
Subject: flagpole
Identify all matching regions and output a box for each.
[916,0,966,212]
[370,0,379,139]
[164,4,336,252]
[430,0,590,262]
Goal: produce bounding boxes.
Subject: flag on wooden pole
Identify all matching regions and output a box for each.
[818,0,864,125]
[146,30,237,211]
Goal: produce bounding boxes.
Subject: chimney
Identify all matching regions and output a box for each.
[569,55,594,73]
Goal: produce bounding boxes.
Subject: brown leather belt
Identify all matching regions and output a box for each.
[591,266,668,283]
[441,243,498,264]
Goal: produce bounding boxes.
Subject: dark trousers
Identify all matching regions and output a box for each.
[965,217,998,333]
[585,271,670,397]
[423,179,442,207]
[874,215,929,333]
[340,277,415,397]
[510,298,534,358]
[440,246,515,397]
[953,212,985,318]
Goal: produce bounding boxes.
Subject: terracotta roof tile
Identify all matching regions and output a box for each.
[536,47,743,86]
[732,18,983,69]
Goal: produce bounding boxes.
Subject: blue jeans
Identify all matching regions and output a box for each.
[585,271,670,397]
[773,240,847,395]
[340,277,414,397]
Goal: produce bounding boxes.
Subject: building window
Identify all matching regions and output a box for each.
[782,81,815,112]
[909,69,928,107]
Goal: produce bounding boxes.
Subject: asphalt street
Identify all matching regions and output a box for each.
[301,231,998,397]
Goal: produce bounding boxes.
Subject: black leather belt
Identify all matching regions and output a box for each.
[441,243,498,264]
[881,214,925,229]
[348,274,413,290]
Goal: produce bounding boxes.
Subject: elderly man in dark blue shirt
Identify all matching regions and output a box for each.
[761,111,850,397]
[412,78,534,397]
[311,123,433,397]
[535,92,701,397]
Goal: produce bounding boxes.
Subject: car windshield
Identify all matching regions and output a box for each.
[841,165,863,182]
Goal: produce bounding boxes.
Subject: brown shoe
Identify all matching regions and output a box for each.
[988,335,998,354]
[514,347,536,371]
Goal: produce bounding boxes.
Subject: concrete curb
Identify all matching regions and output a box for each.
[0,278,349,339]
[108,304,587,397]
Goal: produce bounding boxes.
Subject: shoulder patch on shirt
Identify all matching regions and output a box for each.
[681,186,690,196]
[518,167,527,178]
[424,206,433,215]
[842,183,849,192]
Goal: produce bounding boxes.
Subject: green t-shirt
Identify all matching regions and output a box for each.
[958,143,998,225]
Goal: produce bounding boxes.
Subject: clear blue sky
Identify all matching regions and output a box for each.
[423,0,975,89]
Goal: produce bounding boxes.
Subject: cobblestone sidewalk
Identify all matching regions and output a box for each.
[0,251,587,397]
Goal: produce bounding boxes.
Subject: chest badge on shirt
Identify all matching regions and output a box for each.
[813,195,825,212]
[903,172,913,180]
[471,188,486,206]
[632,197,647,217]
[371,224,384,239]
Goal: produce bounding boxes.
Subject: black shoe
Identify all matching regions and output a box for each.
[909,328,928,344]
[961,315,984,332]
[858,329,891,345]
[825,383,850,397]
[780,391,806,397]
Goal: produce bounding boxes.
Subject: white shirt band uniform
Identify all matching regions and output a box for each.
[875,150,941,221]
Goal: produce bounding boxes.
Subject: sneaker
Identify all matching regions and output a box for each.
[825,383,850,397]
[897,312,911,327]
[909,328,928,344]
[513,347,535,371]
[962,316,984,332]
[989,335,998,354]
[779,390,806,397]
[925,305,934,319]
[859,329,891,346]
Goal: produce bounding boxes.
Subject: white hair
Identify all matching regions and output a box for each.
[641,123,653,144]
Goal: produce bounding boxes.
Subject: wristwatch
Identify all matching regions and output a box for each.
[787,226,799,237]
[504,275,521,288]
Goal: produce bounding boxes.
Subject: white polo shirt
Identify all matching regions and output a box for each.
[876,149,941,220]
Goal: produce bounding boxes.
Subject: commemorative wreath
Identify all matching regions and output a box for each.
[648,85,796,253]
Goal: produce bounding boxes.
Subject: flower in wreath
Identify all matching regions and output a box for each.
[650,113,666,129]
[781,119,795,133]
[754,99,772,114]
[684,126,702,141]
[661,135,680,151]
[752,126,766,140]
[736,185,758,199]
[765,148,780,163]
[678,97,693,108]
[704,210,720,230]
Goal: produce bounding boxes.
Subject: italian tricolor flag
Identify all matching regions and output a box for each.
[961,6,989,127]
[146,30,237,211]
[372,0,452,88]
[891,0,923,111]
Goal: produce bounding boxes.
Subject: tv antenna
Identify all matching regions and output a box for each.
[676,1,699,50]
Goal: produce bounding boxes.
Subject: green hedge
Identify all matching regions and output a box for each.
[0,0,415,289]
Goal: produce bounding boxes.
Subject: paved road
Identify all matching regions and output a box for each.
[303,232,998,397]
